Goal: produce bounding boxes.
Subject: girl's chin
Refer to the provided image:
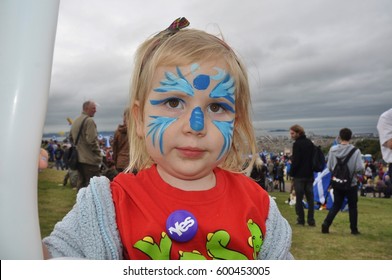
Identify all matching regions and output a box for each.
[157,163,215,178]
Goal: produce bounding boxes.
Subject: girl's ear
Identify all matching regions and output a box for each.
[132,101,144,137]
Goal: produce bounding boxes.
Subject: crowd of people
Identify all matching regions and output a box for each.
[360,160,391,198]
[250,124,391,236]
[41,102,131,189]
[249,153,291,192]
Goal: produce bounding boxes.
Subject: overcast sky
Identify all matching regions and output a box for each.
[43,0,392,137]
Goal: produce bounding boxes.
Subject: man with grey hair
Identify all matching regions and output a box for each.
[70,100,102,191]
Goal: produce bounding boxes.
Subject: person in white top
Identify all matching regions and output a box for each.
[377,108,392,178]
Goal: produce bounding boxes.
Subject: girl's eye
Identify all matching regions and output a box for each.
[165,98,183,109]
[208,102,235,114]
[209,103,223,113]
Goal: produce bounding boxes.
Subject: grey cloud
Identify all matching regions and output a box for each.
[43,0,392,137]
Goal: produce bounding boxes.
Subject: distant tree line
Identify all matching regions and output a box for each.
[320,138,382,162]
[353,139,382,161]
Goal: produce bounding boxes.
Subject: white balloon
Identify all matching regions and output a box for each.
[0,0,60,259]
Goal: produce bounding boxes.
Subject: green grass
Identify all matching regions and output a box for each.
[38,172,392,259]
[38,168,77,237]
[271,189,392,260]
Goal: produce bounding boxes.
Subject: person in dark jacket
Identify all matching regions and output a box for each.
[250,155,268,190]
[289,124,315,226]
[112,108,131,173]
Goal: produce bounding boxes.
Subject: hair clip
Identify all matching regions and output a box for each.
[140,17,190,75]
[166,17,190,32]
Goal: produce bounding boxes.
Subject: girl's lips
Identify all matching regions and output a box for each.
[176,147,205,158]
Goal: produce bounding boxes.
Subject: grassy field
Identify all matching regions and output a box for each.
[38,168,77,237]
[272,189,392,259]
[38,169,392,259]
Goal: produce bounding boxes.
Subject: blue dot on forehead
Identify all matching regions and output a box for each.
[193,74,210,90]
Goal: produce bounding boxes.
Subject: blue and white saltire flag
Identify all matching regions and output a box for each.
[326,189,348,211]
[104,136,111,148]
[332,136,339,147]
[313,167,331,205]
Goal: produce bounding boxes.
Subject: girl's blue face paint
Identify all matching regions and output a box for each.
[147,116,177,154]
[210,73,235,105]
[189,107,204,131]
[212,120,234,160]
[193,74,210,90]
[154,67,194,96]
[149,64,236,159]
[210,67,226,81]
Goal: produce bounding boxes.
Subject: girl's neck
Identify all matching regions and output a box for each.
[340,140,349,145]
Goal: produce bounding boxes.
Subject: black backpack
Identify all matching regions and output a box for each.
[312,145,326,172]
[330,147,357,191]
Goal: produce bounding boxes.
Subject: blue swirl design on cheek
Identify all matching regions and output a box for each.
[154,67,194,96]
[190,107,204,131]
[212,120,234,160]
[147,116,177,154]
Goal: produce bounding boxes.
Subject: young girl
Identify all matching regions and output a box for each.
[43,18,293,260]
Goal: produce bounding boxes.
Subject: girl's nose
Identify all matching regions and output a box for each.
[183,106,206,135]
[190,107,204,131]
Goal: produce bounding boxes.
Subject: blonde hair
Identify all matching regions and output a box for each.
[127,28,257,172]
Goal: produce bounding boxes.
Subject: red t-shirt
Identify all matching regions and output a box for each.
[111,165,270,260]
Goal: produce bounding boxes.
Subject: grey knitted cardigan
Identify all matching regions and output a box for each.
[43,176,293,260]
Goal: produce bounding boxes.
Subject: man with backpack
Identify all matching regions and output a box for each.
[321,128,364,235]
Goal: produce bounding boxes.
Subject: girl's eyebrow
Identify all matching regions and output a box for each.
[149,96,184,105]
